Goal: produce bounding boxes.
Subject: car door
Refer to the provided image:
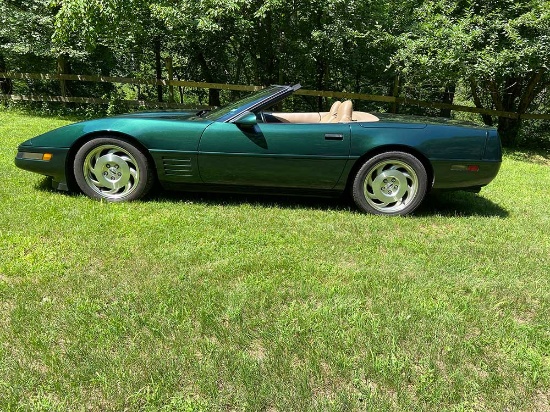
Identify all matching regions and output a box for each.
[197,121,351,189]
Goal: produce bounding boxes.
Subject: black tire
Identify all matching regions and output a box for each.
[352,151,428,216]
[73,137,154,201]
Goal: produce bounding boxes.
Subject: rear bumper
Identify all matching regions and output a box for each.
[431,160,501,189]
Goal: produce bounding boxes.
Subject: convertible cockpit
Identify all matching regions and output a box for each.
[263,100,379,124]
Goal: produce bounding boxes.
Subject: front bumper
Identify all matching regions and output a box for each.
[15,147,70,191]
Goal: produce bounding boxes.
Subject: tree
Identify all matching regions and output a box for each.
[50,0,401,109]
[0,0,58,91]
[150,0,249,105]
[53,0,168,101]
[392,0,550,146]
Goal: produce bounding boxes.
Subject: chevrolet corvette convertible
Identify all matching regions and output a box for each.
[15,84,501,216]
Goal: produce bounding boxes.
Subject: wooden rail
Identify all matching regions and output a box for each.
[0,93,211,109]
[1,72,549,120]
[0,72,262,92]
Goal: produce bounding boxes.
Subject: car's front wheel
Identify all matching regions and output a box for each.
[73,137,154,201]
[352,151,428,216]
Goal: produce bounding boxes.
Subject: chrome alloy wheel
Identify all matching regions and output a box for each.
[363,159,419,213]
[82,144,140,199]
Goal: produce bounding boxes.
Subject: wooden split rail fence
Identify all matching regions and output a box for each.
[1,72,549,121]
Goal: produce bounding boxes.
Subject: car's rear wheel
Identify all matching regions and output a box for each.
[352,151,428,216]
[74,137,154,201]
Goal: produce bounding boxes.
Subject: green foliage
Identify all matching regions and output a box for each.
[0,0,56,57]
[53,0,163,52]
[394,0,550,81]
[1,0,549,144]
[50,0,399,106]
[0,0,57,75]
[392,0,550,145]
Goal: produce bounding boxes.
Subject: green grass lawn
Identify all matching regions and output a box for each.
[1,110,549,411]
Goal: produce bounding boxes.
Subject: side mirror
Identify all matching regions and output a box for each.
[235,111,258,127]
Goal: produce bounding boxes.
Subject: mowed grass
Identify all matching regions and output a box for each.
[0,110,549,411]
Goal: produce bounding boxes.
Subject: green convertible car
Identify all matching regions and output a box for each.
[15,84,501,216]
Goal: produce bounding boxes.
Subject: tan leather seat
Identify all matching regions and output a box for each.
[271,112,322,123]
[320,101,341,123]
[330,100,353,123]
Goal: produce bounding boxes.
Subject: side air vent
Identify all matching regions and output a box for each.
[162,157,193,177]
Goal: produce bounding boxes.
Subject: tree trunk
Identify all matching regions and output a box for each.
[0,53,12,94]
[489,69,546,147]
[497,117,522,147]
[488,79,519,146]
[264,11,277,85]
[57,55,71,97]
[314,8,326,111]
[469,78,493,126]
[194,48,220,106]
[502,76,522,112]
[439,84,455,118]
[208,88,220,107]
[315,58,326,111]
[390,75,400,114]
[154,37,163,103]
[517,68,546,113]
[165,57,174,103]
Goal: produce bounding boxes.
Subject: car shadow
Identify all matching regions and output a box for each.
[36,177,508,218]
[416,191,509,218]
[149,188,352,213]
[150,187,508,218]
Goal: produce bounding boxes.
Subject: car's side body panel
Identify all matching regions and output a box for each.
[197,122,351,189]
[352,122,487,160]
[16,116,214,187]
[15,116,502,194]
[344,121,501,190]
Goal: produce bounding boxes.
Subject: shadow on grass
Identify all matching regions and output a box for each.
[149,188,352,213]
[36,177,508,218]
[417,191,508,218]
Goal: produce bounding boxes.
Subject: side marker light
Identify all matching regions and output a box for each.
[451,164,480,172]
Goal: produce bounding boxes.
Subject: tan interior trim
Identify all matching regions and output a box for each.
[352,111,380,122]
[271,111,379,123]
[271,112,322,123]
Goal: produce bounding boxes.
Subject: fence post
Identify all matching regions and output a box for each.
[0,53,12,95]
[57,56,68,98]
[165,57,174,104]
[391,75,400,114]
[154,38,163,102]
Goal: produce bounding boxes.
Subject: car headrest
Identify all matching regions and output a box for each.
[320,100,341,122]
[331,100,353,123]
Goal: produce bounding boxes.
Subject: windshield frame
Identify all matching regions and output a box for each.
[203,84,300,123]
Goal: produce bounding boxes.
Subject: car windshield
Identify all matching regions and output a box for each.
[204,86,287,122]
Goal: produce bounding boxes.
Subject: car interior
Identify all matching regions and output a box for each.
[262,100,380,123]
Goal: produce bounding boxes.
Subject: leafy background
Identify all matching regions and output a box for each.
[1,0,549,146]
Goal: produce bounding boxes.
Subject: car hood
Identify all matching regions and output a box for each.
[19,110,210,148]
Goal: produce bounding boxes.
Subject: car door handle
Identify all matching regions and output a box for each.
[324,133,344,141]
